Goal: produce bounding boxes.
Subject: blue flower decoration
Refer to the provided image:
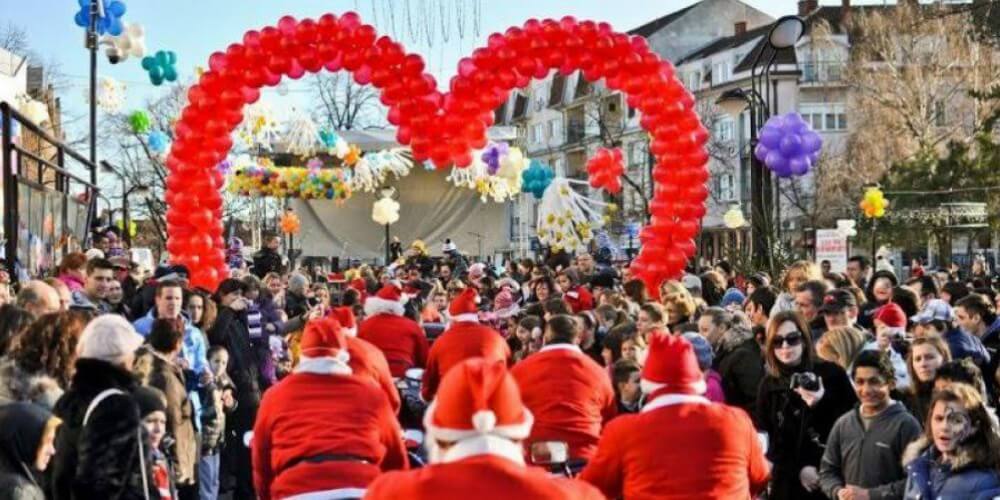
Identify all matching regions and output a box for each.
[141,50,178,86]
[521,159,555,199]
[318,129,338,148]
[74,0,127,36]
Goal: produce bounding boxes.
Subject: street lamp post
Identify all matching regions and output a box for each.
[715,15,804,273]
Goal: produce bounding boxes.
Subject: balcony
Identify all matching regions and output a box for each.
[799,61,845,85]
[566,118,587,144]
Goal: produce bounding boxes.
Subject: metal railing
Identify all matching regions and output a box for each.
[1,101,99,283]
[800,61,845,83]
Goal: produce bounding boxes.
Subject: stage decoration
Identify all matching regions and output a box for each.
[141,50,178,86]
[279,210,301,235]
[586,147,624,194]
[165,13,710,291]
[100,22,145,63]
[147,130,169,153]
[236,103,281,149]
[521,159,555,200]
[371,196,400,225]
[128,110,151,134]
[447,142,526,202]
[74,0,126,36]
[754,112,822,178]
[348,149,413,193]
[536,178,611,254]
[860,187,888,218]
[283,112,321,156]
[227,163,352,201]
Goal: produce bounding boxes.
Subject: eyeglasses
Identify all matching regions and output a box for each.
[774,333,803,347]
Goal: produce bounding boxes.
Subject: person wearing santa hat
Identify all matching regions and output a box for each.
[579,333,770,499]
[252,316,408,500]
[329,306,401,414]
[358,282,429,377]
[872,302,912,390]
[364,358,603,499]
[422,288,511,401]
[511,314,616,462]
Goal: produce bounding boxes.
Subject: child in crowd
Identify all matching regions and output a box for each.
[612,359,642,414]
[135,386,176,500]
[200,346,236,500]
[682,332,725,403]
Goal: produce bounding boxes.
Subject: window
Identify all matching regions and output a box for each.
[838,113,848,130]
[531,123,544,143]
[800,105,848,131]
[825,113,837,130]
[714,119,735,142]
[553,157,567,177]
[714,174,735,201]
[548,118,562,142]
[711,61,731,85]
[628,141,648,166]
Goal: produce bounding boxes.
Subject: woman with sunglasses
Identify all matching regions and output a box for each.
[757,310,857,500]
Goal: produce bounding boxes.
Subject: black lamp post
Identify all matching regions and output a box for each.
[374,186,398,265]
[715,15,804,272]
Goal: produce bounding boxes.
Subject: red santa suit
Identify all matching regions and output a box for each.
[563,285,595,313]
[357,283,429,377]
[364,358,603,500]
[579,333,770,500]
[329,306,401,414]
[511,343,616,460]
[421,288,510,401]
[252,317,408,500]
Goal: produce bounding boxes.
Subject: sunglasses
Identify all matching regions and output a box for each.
[774,333,803,347]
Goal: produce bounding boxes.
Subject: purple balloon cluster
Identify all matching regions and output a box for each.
[754,113,822,178]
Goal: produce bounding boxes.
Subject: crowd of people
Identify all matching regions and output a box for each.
[0,232,999,499]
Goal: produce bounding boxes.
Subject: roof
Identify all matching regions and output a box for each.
[627,3,698,37]
[676,23,772,65]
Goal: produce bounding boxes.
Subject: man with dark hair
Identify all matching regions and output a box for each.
[512,314,616,462]
[744,286,778,328]
[820,289,862,332]
[611,360,642,414]
[904,275,938,308]
[252,233,284,279]
[70,258,115,312]
[847,256,871,289]
[819,350,921,500]
[955,293,1000,404]
[795,280,830,338]
[543,297,572,319]
[940,281,970,306]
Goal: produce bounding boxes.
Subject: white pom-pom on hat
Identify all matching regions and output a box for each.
[472,410,497,433]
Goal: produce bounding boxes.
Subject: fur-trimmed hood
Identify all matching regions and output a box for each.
[903,435,985,472]
[717,325,754,354]
[0,356,64,410]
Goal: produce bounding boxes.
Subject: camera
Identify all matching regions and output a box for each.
[790,372,820,392]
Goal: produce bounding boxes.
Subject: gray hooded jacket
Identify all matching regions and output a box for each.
[819,401,921,500]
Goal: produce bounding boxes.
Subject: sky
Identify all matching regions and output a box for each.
[0,0,890,165]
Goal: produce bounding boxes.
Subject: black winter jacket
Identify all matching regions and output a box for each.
[47,358,156,500]
[714,336,764,419]
[756,359,858,500]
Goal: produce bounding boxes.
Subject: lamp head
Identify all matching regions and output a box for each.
[768,16,805,50]
[715,88,751,117]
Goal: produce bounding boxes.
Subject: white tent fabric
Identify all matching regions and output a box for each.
[291,166,510,262]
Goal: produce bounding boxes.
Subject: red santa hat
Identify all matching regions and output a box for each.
[640,332,706,396]
[448,287,481,323]
[297,317,351,375]
[424,358,533,463]
[873,302,907,337]
[363,282,407,317]
[329,306,357,337]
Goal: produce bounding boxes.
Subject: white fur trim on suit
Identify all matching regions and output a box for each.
[342,326,357,337]
[423,400,533,442]
[449,313,480,324]
[363,296,405,317]
[285,488,367,500]
[641,393,710,413]
[640,378,707,397]
[438,434,526,465]
[295,355,352,376]
[539,344,582,354]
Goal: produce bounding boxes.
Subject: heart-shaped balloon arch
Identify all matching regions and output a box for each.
[165,12,710,296]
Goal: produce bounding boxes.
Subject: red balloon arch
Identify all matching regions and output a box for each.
[165,12,709,296]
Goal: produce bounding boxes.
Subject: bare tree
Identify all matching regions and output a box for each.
[309,73,386,130]
[0,22,29,56]
[695,99,740,206]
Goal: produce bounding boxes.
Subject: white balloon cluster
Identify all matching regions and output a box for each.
[100,22,146,63]
[445,143,528,203]
[283,113,320,157]
[372,196,401,225]
[836,219,858,239]
[723,206,746,229]
[535,178,608,254]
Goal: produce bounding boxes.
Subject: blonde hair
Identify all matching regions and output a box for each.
[781,261,823,292]
[816,326,867,370]
[659,281,697,322]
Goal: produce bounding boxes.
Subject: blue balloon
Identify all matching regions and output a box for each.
[788,157,810,176]
[779,134,803,157]
[758,112,823,178]
[73,0,127,35]
[802,131,822,153]
[759,127,782,149]
[147,130,169,153]
[522,160,554,199]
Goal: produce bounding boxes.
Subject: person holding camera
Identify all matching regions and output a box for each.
[819,350,921,500]
[756,311,857,500]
